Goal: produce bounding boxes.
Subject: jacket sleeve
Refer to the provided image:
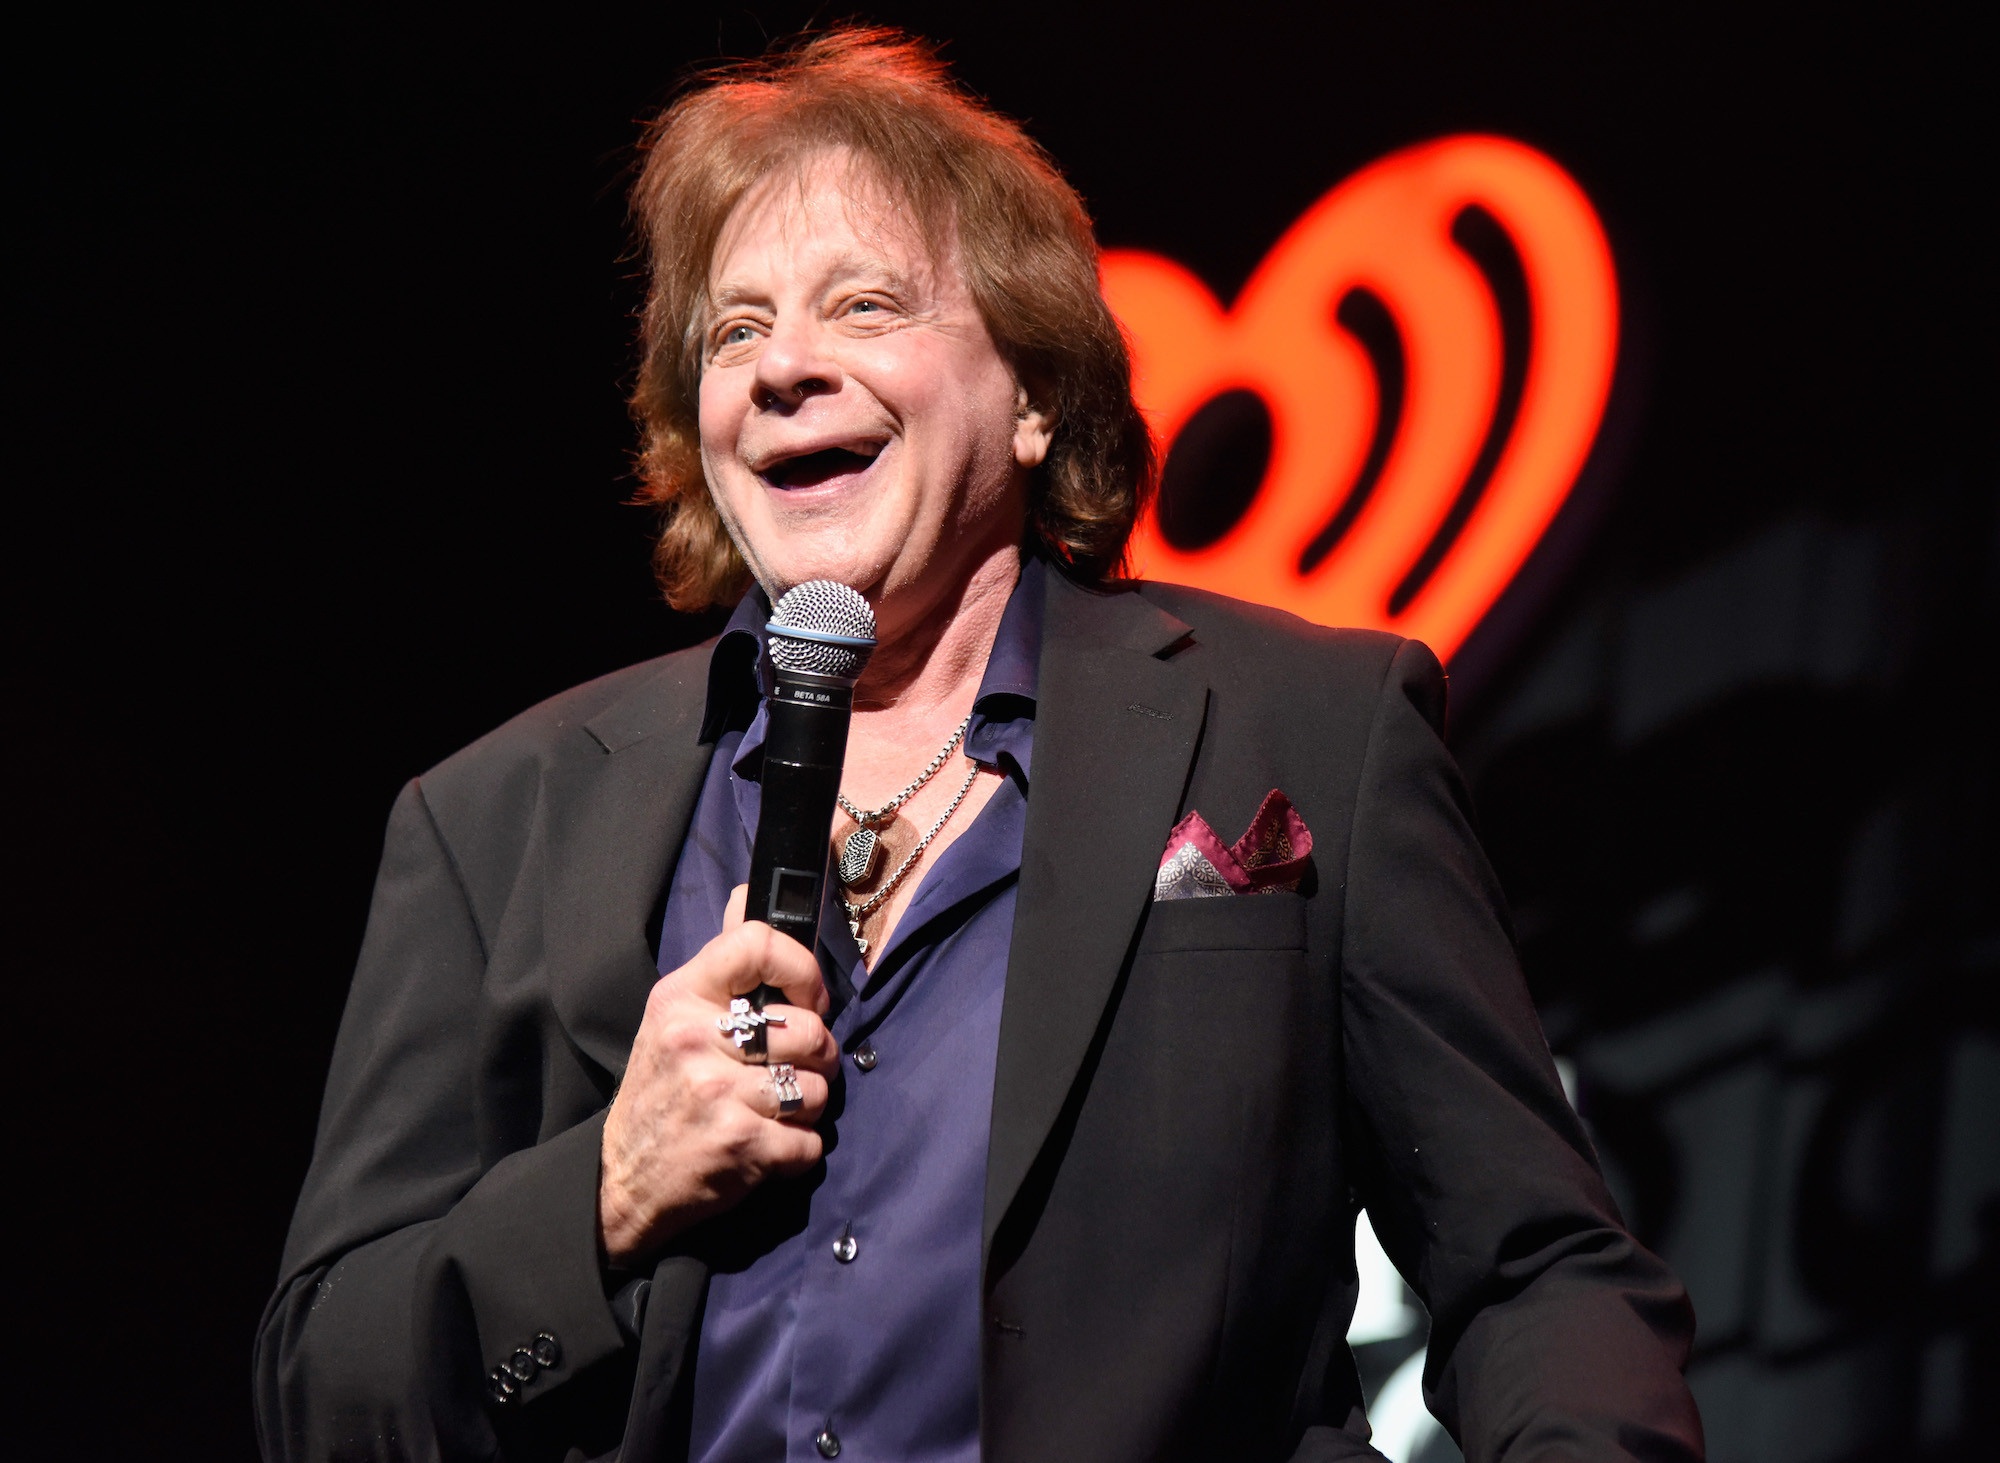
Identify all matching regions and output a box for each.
[253,778,631,1462]
[1337,639,1705,1463]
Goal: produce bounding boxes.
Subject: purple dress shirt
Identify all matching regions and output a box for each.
[654,561,1044,1463]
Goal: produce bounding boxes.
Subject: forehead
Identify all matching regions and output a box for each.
[709,150,954,294]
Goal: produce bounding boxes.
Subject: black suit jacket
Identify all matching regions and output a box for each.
[256,576,1703,1463]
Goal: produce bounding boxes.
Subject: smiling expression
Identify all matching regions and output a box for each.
[697,152,1053,641]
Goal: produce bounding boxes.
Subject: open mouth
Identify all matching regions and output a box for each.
[761,444,882,490]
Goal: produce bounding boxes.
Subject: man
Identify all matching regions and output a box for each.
[257,28,1704,1463]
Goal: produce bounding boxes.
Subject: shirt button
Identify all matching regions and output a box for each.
[815,1422,842,1457]
[852,1041,878,1071]
[832,1225,858,1263]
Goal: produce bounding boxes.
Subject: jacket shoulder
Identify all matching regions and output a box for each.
[1133,581,1415,679]
[406,640,713,865]
[385,642,714,932]
[1133,581,1446,735]
[431,643,713,781]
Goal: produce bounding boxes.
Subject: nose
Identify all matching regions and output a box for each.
[752,314,842,409]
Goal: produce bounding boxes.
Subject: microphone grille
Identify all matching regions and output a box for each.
[768,580,878,680]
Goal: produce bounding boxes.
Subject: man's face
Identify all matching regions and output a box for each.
[698,152,1052,638]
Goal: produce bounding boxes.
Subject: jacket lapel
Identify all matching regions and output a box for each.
[543,650,717,1080]
[984,578,1205,1261]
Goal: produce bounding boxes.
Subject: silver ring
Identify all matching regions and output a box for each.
[717,997,785,1064]
[769,1063,804,1116]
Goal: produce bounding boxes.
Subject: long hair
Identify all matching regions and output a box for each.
[628,27,1155,608]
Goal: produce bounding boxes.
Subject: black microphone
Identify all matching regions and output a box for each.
[746,580,877,959]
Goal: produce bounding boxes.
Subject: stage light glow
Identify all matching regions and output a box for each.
[1104,135,1618,661]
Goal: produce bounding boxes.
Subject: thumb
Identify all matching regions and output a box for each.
[722,883,749,933]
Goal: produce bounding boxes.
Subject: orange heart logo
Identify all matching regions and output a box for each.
[1104,135,1617,661]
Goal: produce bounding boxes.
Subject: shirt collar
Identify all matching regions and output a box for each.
[698,585,775,744]
[698,558,1046,747]
[971,556,1043,710]
[963,557,1042,780]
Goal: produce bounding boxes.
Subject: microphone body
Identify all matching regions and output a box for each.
[746,669,855,947]
[745,582,877,964]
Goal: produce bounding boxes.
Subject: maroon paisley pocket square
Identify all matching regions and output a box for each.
[1154,789,1313,900]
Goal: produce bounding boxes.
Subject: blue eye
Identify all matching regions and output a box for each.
[724,324,756,345]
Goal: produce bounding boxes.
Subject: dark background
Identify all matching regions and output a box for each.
[14,4,1992,1459]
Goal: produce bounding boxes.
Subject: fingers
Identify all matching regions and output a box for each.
[754,932,830,1016]
[758,1004,839,1076]
[719,882,826,1016]
[678,891,828,1016]
[608,887,842,1261]
[753,1062,832,1128]
[600,1050,827,1261]
[759,1117,824,1177]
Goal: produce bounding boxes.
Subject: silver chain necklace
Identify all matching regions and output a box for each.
[835,713,979,956]
[841,757,981,955]
[835,714,971,888]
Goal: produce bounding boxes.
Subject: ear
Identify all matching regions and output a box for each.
[1011,382,1057,470]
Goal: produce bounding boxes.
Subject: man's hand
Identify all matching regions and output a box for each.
[598,885,837,1265]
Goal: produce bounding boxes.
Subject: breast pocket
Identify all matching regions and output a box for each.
[1091,891,1321,1241]
[1139,891,1308,955]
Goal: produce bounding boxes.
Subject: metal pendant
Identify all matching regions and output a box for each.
[838,826,878,887]
[848,914,869,956]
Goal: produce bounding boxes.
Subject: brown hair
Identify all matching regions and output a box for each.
[627,27,1155,609]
